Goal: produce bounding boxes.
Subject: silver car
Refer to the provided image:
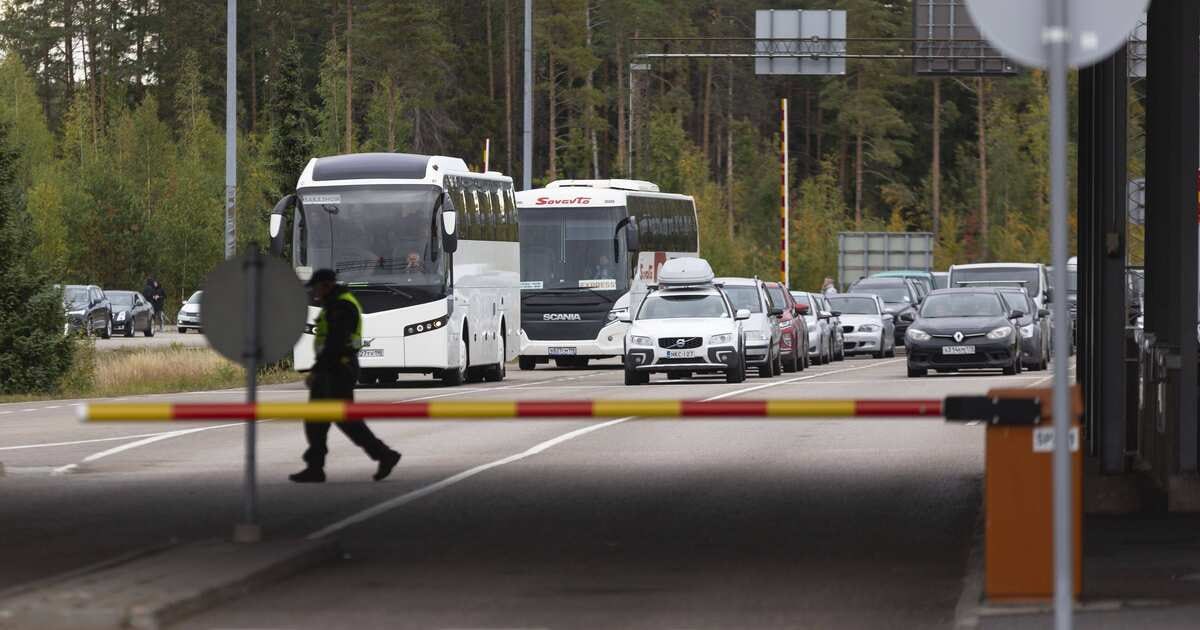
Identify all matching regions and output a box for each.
[717,277,783,378]
[827,294,895,358]
[792,291,836,365]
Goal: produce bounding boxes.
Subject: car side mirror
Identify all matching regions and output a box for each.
[797,304,810,314]
[441,210,458,254]
[901,312,915,323]
[735,308,751,321]
[819,311,832,320]
[1044,288,1054,303]
[1038,308,1051,318]
[830,310,842,317]
[882,313,894,321]
[1010,310,1025,320]
[768,306,783,317]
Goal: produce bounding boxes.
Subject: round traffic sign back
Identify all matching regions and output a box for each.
[202,251,308,367]
[965,0,1147,69]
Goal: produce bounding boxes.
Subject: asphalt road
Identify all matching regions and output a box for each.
[0,356,1059,629]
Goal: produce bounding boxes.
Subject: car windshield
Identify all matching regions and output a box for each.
[109,292,135,307]
[63,287,88,306]
[517,205,629,292]
[722,286,762,313]
[850,284,910,304]
[828,296,879,315]
[920,293,1004,318]
[298,185,448,299]
[950,267,1040,297]
[638,294,729,320]
[187,291,203,305]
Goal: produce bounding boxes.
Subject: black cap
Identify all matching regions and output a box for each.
[306,268,338,287]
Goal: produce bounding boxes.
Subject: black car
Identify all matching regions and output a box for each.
[904,288,1024,377]
[107,290,155,337]
[997,287,1050,371]
[848,277,918,344]
[62,284,113,338]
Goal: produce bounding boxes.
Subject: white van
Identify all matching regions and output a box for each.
[948,263,1053,312]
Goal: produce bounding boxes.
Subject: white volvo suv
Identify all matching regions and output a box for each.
[621,258,750,385]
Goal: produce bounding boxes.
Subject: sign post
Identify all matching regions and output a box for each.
[963,1,1147,626]
[203,247,307,543]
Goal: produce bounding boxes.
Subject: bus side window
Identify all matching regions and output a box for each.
[478,181,495,241]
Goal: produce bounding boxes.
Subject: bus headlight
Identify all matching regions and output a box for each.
[404,315,450,336]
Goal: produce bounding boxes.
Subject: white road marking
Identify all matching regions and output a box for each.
[0,431,193,452]
[50,423,246,475]
[308,360,895,540]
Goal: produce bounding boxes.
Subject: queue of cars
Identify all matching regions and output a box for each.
[59,285,203,338]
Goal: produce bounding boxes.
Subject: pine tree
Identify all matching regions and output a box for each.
[0,121,74,394]
[268,40,314,193]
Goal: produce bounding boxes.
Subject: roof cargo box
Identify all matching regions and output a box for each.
[657,257,715,287]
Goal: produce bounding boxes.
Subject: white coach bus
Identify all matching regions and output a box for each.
[268,153,520,386]
[514,179,699,369]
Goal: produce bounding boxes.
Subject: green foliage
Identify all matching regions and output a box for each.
[269,41,314,195]
[0,121,74,394]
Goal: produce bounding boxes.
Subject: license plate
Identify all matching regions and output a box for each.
[942,345,975,355]
[548,346,576,356]
[665,349,697,359]
[358,348,384,358]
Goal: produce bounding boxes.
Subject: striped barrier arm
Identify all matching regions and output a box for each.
[78,399,945,422]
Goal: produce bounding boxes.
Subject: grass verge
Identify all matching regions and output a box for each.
[0,340,299,402]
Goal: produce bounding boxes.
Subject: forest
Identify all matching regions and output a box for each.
[0,0,1089,301]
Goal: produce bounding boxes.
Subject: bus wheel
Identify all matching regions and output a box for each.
[483,338,507,382]
[440,336,468,385]
[518,356,537,371]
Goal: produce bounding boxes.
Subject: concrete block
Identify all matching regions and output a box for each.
[0,538,337,630]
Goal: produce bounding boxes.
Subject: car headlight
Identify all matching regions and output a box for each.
[630,335,653,347]
[858,324,880,333]
[68,310,84,316]
[709,333,734,345]
[116,311,126,321]
[907,328,930,341]
[1020,324,1035,338]
[605,308,628,324]
[987,326,1014,340]
[744,329,771,343]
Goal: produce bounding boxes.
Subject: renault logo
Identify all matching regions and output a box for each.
[953,331,964,343]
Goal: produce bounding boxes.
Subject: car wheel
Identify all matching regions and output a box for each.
[784,348,799,373]
[518,356,537,371]
[624,363,648,386]
[1003,354,1018,376]
[145,319,154,337]
[177,327,186,334]
[725,355,746,383]
[100,319,112,339]
[885,344,896,358]
[124,323,134,338]
[907,365,927,378]
[873,349,885,359]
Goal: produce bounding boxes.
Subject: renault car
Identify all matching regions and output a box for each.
[905,288,1023,377]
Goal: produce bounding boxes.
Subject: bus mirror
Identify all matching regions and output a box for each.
[441,211,458,254]
[268,194,294,257]
[624,221,640,252]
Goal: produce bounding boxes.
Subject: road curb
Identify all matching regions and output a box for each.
[0,538,338,629]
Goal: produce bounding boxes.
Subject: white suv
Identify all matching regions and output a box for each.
[622,259,750,385]
[715,277,783,378]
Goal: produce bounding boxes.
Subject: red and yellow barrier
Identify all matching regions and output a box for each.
[79,399,944,422]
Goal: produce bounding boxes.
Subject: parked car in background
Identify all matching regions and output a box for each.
[792,291,836,365]
[106,290,155,337]
[827,294,895,358]
[62,284,112,338]
[814,293,845,361]
[764,281,809,372]
[904,288,1023,377]
[932,272,949,289]
[997,287,1050,371]
[871,270,935,299]
[717,277,783,378]
[847,277,918,345]
[177,290,203,333]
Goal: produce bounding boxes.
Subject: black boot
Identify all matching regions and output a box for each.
[289,467,326,483]
[373,450,402,481]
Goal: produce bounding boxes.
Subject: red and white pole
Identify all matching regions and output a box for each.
[781,98,790,285]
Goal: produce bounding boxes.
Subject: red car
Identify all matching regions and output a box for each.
[764,282,809,372]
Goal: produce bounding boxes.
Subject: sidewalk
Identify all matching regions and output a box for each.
[974,512,1200,629]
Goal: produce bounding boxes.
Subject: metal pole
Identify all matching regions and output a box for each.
[522,0,533,190]
[1046,0,1073,626]
[235,247,262,544]
[629,64,635,178]
[781,98,789,285]
[224,0,237,260]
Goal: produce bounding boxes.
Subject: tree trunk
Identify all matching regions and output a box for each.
[249,13,257,131]
[726,62,735,239]
[931,78,942,238]
[616,38,626,176]
[976,77,989,259]
[838,136,847,199]
[854,129,864,228]
[585,3,598,178]
[345,0,353,153]
[504,0,513,174]
[386,81,397,151]
[803,88,812,176]
[64,0,75,94]
[486,0,495,101]
[547,48,557,181]
[701,61,713,163]
[815,99,824,169]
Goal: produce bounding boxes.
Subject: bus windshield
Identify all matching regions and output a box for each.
[298,185,448,296]
[518,206,629,292]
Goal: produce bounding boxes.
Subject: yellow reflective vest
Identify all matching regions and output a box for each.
[314,290,363,356]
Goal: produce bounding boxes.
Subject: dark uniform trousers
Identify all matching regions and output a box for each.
[303,362,390,469]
